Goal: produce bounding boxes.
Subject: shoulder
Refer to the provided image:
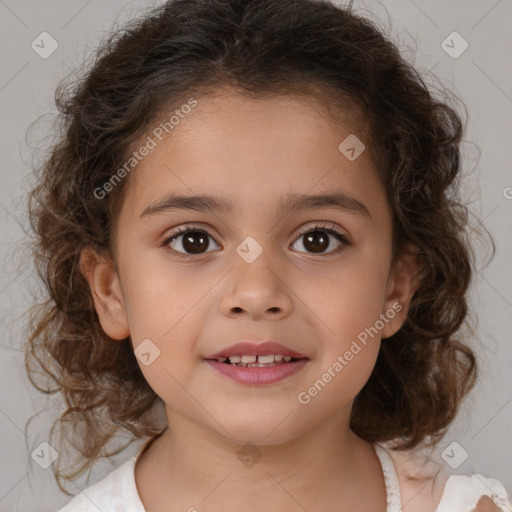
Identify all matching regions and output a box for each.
[436,473,512,512]
[55,457,144,512]
[381,443,512,512]
[474,496,503,512]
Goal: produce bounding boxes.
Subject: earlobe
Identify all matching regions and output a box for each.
[381,245,422,339]
[79,247,130,340]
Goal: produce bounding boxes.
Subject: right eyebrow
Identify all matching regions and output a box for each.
[140,193,234,218]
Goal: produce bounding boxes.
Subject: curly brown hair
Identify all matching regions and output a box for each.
[24,0,482,495]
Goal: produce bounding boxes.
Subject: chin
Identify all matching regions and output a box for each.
[214,415,305,447]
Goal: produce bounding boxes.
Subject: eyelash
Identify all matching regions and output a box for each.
[160,222,352,258]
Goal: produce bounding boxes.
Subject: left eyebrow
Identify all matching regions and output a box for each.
[140,191,371,219]
[277,191,371,219]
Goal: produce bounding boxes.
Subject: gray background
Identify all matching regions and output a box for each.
[0,0,511,510]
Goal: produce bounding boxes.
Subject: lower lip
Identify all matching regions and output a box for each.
[205,359,309,385]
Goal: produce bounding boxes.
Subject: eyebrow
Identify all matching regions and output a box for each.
[140,191,371,219]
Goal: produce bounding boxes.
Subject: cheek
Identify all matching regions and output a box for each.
[118,258,209,397]
[294,251,388,397]
[134,360,211,431]
[119,252,206,340]
[296,252,390,339]
[298,284,383,413]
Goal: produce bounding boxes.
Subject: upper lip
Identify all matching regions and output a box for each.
[206,341,308,359]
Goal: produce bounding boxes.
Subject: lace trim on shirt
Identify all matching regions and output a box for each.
[374,443,402,512]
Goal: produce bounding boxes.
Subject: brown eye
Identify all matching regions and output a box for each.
[164,228,220,255]
[301,230,331,253]
[291,224,351,255]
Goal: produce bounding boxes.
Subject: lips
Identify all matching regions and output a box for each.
[204,340,309,385]
[205,341,308,360]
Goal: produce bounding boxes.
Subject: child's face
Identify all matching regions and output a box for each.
[83,89,418,444]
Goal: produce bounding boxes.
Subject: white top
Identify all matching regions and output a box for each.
[56,443,512,512]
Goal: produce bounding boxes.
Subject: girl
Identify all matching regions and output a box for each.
[24,0,511,511]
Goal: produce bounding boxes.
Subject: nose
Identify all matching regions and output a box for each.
[219,249,294,321]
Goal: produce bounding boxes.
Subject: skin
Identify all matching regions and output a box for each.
[80,88,423,512]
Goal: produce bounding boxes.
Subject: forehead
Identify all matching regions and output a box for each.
[117,90,386,225]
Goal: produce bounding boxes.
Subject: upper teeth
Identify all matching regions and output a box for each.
[219,355,292,364]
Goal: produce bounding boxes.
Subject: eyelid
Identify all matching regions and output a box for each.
[160,223,220,252]
[291,221,352,253]
[163,221,349,239]
[295,221,349,239]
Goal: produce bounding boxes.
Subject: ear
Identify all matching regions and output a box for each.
[79,247,130,340]
[381,244,422,339]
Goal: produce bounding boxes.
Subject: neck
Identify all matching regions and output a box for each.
[134,407,387,512]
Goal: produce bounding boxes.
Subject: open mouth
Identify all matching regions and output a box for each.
[204,353,310,384]
[206,355,308,367]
